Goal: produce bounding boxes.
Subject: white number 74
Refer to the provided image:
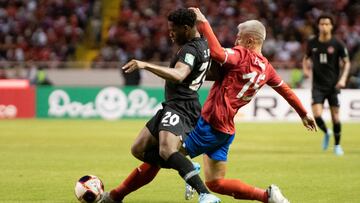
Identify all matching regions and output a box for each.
[236,71,265,100]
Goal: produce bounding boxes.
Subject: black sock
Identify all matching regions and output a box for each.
[166,152,209,194]
[143,148,171,168]
[315,117,328,133]
[333,122,341,145]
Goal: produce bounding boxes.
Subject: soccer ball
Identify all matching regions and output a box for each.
[75,175,104,203]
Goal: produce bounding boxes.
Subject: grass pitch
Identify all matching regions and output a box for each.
[0,119,359,203]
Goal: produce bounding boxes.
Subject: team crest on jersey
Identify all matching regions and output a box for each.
[185,53,195,66]
[327,46,334,54]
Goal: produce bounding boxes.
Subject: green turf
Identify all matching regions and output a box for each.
[0,119,359,203]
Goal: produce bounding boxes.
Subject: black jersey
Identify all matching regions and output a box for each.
[165,37,210,101]
[306,36,349,91]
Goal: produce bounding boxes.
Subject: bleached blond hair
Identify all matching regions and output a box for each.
[237,20,266,43]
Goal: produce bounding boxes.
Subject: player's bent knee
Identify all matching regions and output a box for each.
[131,144,144,161]
[159,147,175,160]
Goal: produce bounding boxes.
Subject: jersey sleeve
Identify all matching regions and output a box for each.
[177,44,198,70]
[272,82,308,118]
[197,21,226,63]
[197,21,243,67]
[337,41,349,59]
[223,47,243,66]
[267,64,307,117]
[266,65,283,87]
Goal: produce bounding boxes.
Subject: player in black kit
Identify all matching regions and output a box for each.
[302,13,351,156]
[99,8,220,203]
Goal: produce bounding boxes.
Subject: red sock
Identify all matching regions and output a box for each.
[110,163,160,201]
[206,179,268,203]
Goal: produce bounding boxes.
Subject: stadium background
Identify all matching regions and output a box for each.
[0,0,360,203]
[1,0,360,120]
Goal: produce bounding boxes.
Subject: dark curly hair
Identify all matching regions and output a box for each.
[317,13,335,26]
[168,8,196,27]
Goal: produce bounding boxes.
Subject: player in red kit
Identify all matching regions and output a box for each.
[101,7,317,203]
[182,8,317,203]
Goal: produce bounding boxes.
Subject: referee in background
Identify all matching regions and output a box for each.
[302,13,351,156]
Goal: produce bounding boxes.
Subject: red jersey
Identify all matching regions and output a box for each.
[198,21,307,134]
[202,46,283,134]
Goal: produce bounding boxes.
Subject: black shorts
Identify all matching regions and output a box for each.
[146,100,200,140]
[312,88,340,107]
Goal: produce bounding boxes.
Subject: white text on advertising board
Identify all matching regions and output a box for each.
[48,87,162,120]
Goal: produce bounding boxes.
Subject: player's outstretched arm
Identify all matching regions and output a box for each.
[189,7,227,64]
[273,83,317,131]
[122,59,147,73]
[122,59,191,83]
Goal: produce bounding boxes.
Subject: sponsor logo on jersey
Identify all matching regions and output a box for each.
[185,53,195,66]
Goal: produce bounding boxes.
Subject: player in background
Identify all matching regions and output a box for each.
[302,14,350,156]
[182,8,317,203]
[99,8,220,203]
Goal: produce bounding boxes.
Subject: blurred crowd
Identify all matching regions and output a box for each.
[99,0,359,66]
[93,0,360,87]
[0,0,360,87]
[0,0,92,63]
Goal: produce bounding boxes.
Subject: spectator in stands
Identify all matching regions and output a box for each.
[101,0,359,71]
[0,66,7,79]
[290,65,304,88]
[0,0,90,64]
[27,62,52,85]
[1,0,358,74]
[348,69,360,89]
[347,47,360,89]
